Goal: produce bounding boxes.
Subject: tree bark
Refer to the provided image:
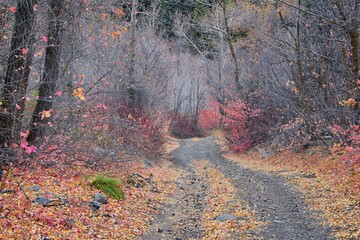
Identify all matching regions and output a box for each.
[222,3,241,91]
[128,0,138,113]
[27,0,65,144]
[0,0,35,147]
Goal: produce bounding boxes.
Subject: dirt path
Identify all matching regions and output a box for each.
[142,137,334,239]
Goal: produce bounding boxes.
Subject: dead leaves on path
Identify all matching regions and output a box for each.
[224,150,360,239]
[192,160,262,239]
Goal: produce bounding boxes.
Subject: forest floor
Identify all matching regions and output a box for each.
[0,133,358,239]
[142,133,359,240]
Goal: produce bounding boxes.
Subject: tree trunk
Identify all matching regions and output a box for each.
[128,0,138,113]
[27,0,65,144]
[222,4,241,91]
[0,0,35,147]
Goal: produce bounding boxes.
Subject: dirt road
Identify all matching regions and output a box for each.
[142,137,334,239]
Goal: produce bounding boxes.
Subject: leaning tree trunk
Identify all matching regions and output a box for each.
[0,0,35,147]
[27,0,65,144]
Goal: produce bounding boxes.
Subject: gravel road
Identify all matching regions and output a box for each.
[142,137,334,240]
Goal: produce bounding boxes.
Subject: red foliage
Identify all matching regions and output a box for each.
[111,101,167,156]
[199,99,222,134]
[170,114,204,139]
[222,99,269,153]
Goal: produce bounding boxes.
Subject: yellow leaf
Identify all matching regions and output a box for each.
[73,87,86,100]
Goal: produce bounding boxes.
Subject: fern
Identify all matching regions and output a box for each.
[90,173,125,200]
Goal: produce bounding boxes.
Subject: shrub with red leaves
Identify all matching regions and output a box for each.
[199,100,222,135]
[222,99,270,153]
[170,115,204,139]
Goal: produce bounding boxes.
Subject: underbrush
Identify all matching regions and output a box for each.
[0,98,173,239]
[169,115,204,139]
[0,153,180,239]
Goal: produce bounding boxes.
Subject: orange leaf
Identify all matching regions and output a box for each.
[114,8,125,16]
[111,31,122,39]
[73,87,86,100]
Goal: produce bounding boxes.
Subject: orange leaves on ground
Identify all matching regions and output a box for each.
[0,158,180,239]
[192,159,261,239]
[73,87,85,100]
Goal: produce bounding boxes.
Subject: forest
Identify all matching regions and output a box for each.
[0,0,359,239]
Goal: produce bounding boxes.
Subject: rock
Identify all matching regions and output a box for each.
[89,201,101,210]
[214,213,236,221]
[94,193,108,204]
[157,228,164,233]
[31,185,41,192]
[259,148,270,158]
[144,160,154,168]
[0,189,16,194]
[93,147,115,156]
[150,187,160,193]
[302,173,316,179]
[32,196,51,206]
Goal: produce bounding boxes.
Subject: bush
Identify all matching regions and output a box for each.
[222,99,271,153]
[170,115,204,139]
[109,101,167,157]
[199,99,222,135]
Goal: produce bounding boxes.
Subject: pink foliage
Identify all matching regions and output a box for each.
[19,130,37,154]
[199,100,222,134]
[222,99,267,153]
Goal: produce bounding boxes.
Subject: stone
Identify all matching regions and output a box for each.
[214,213,236,221]
[89,201,101,210]
[31,185,41,192]
[32,196,51,206]
[0,189,16,194]
[259,148,270,158]
[144,160,154,168]
[94,193,108,204]
[302,173,316,179]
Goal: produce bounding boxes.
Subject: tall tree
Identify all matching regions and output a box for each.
[27,0,65,144]
[0,0,35,147]
[128,0,138,113]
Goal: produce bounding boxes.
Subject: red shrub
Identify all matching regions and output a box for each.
[110,102,167,156]
[170,115,204,139]
[199,100,222,134]
[222,99,270,153]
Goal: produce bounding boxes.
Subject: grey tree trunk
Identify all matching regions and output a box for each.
[27,0,65,144]
[0,0,35,147]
